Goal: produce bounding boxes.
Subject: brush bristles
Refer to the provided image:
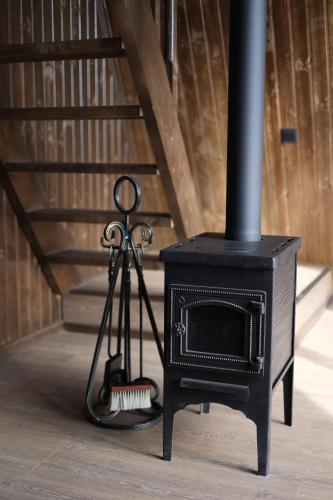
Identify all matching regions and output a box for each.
[110,384,151,411]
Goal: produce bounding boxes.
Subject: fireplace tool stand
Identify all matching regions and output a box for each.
[85,176,163,429]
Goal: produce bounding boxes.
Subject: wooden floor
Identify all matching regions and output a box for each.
[0,308,333,499]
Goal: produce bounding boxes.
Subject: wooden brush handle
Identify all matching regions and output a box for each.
[110,384,151,392]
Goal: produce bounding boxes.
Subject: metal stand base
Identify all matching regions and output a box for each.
[88,401,163,430]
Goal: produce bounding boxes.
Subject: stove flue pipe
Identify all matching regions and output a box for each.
[225,0,267,242]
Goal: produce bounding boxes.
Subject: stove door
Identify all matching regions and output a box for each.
[169,285,266,376]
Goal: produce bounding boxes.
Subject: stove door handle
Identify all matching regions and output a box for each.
[249,356,264,371]
[174,322,186,336]
[249,301,265,314]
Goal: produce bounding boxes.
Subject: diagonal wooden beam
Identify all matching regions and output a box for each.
[0,161,61,294]
[108,0,204,240]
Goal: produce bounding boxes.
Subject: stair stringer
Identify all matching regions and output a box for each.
[106,0,205,240]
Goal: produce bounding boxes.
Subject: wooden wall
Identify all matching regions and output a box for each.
[0,124,61,349]
[1,0,333,348]
[0,0,144,349]
[0,0,136,245]
[0,103,61,349]
[177,0,333,267]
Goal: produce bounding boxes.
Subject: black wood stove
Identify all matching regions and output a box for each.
[161,233,300,475]
[160,0,301,475]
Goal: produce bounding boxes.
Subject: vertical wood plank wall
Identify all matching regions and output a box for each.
[1,0,333,348]
[0,0,142,349]
[178,0,333,267]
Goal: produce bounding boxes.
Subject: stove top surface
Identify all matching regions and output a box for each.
[160,233,301,269]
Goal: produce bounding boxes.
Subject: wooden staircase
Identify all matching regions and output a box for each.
[0,0,203,297]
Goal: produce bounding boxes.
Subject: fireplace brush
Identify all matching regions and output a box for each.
[85,176,163,430]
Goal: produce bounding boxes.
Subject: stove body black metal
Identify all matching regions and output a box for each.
[159,0,301,475]
[160,233,300,475]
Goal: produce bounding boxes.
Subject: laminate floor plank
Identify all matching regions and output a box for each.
[0,311,332,499]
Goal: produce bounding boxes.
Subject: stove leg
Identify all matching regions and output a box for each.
[255,406,271,476]
[283,361,294,426]
[163,406,175,461]
[200,402,210,414]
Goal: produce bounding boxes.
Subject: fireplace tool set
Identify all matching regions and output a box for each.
[85,175,163,429]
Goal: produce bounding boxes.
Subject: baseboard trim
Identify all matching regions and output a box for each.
[0,320,64,357]
[296,266,331,304]
[296,304,328,348]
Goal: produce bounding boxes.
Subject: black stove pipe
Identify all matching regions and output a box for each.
[225,0,267,242]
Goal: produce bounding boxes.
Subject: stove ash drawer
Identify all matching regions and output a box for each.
[168,285,266,376]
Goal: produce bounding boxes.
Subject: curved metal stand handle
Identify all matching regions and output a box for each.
[129,221,153,255]
[113,175,141,215]
[102,220,127,252]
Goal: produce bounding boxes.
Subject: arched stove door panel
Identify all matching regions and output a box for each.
[184,302,247,357]
[168,285,266,376]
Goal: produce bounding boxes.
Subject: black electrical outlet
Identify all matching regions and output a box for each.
[281,128,297,143]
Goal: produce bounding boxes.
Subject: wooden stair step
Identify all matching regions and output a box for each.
[70,269,164,300]
[26,208,173,227]
[0,38,125,64]
[46,249,162,269]
[295,264,331,346]
[4,161,158,175]
[63,269,164,335]
[0,105,142,121]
